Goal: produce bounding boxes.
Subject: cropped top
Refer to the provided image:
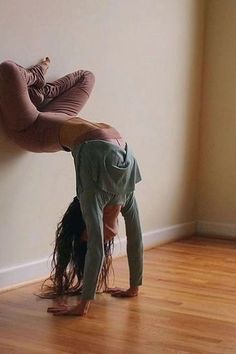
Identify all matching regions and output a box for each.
[59,117,122,151]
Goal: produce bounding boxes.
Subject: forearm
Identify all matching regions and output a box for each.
[122,193,143,288]
[81,246,104,300]
[127,236,143,287]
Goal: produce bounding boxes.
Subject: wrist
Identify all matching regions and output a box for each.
[80,300,91,312]
[129,286,139,294]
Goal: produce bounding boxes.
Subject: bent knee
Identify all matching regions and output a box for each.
[0,60,19,79]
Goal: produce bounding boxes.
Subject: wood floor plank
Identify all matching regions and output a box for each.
[0,236,236,354]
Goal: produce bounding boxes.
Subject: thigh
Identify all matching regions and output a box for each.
[0,61,38,131]
[40,70,95,116]
[40,86,90,116]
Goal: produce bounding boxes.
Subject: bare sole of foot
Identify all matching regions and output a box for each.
[42,57,50,66]
[28,57,51,89]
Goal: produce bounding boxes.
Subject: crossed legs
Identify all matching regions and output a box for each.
[0,58,95,132]
[18,58,95,116]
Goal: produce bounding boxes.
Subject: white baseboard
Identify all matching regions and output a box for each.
[197,220,236,239]
[0,221,195,292]
[0,258,51,293]
[113,221,196,257]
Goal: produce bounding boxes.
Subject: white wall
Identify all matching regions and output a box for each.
[0,0,204,288]
[197,0,236,238]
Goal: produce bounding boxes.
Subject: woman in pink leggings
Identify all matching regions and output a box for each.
[0,58,96,152]
[0,59,143,316]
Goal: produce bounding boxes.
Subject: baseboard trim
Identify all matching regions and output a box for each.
[197,220,236,239]
[0,221,195,293]
[113,221,196,257]
[0,258,51,293]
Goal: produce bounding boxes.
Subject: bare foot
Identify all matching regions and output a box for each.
[38,57,50,75]
[28,57,50,89]
[42,56,50,64]
[41,57,50,68]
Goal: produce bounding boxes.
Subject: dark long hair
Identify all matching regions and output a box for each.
[39,197,114,298]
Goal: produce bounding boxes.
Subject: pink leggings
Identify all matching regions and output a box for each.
[0,61,95,152]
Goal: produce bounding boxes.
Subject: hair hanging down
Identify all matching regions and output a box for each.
[39,197,114,298]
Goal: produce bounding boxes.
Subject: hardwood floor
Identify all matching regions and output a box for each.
[0,236,236,354]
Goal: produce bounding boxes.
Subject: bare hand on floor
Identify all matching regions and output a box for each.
[105,286,139,297]
[47,300,90,316]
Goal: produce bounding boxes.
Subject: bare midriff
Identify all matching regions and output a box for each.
[81,204,122,242]
[59,117,125,150]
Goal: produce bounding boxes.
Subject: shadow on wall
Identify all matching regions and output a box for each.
[0,120,25,167]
